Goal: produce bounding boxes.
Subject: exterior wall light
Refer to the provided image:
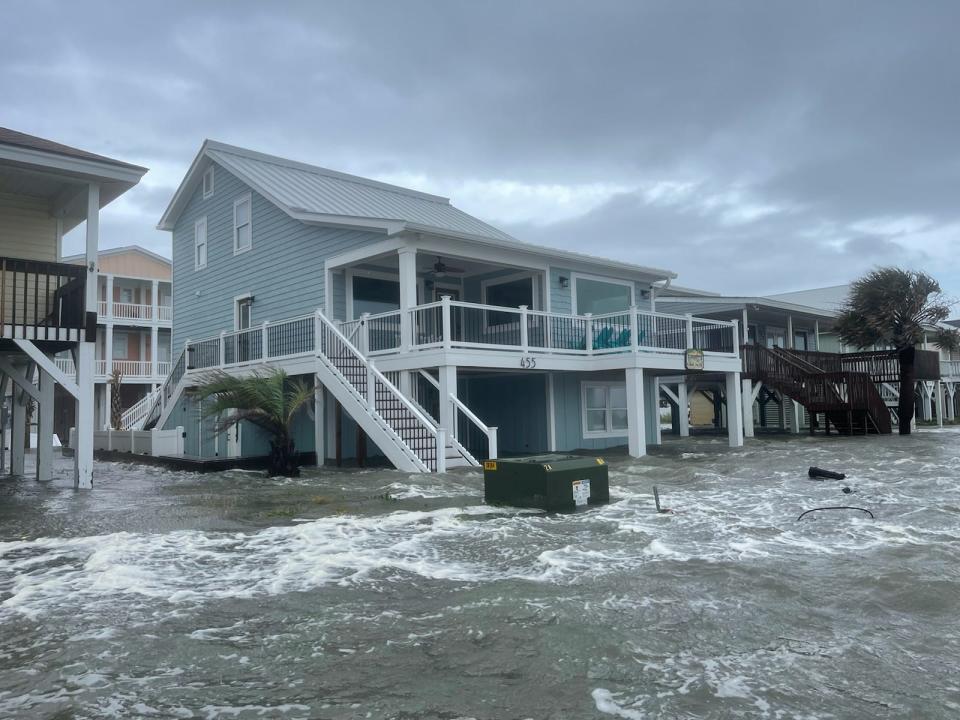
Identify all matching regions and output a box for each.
[558,276,569,289]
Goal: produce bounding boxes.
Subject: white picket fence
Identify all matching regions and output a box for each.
[70,426,185,457]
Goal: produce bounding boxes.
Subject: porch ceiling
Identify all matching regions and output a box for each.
[350,252,540,279]
[0,128,146,232]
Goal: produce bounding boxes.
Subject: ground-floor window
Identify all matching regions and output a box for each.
[581,381,628,437]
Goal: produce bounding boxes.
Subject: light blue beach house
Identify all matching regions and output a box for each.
[141,141,745,471]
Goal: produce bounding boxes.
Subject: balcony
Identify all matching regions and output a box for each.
[1,257,89,342]
[96,300,172,325]
[942,360,960,380]
[55,358,171,381]
[341,300,738,358]
[183,301,740,376]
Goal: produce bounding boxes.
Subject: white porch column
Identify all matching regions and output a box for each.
[151,325,159,379]
[935,380,943,427]
[625,368,647,458]
[814,320,821,350]
[786,315,794,349]
[151,279,159,321]
[105,274,114,320]
[921,382,933,421]
[0,375,7,473]
[398,248,417,352]
[677,382,690,437]
[787,399,801,434]
[11,384,26,476]
[725,371,744,447]
[438,365,457,441]
[104,324,113,429]
[314,385,325,467]
[37,367,54,481]
[74,182,99,490]
[946,383,956,421]
[741,378,755,438]
[645,375,661,446]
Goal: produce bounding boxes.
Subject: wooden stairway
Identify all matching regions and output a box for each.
[743,345,892,435]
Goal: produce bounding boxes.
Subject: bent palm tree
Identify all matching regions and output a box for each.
[196,368,314,476]
[836,268,958,434]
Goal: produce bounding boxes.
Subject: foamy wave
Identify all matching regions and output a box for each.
[0,506,509,617]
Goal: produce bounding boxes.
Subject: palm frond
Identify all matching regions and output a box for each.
[196,368,310,445]
[837,267,953,351]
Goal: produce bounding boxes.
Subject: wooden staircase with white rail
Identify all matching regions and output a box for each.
[139,310,491,472]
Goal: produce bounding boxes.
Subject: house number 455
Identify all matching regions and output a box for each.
[520,357,537,369]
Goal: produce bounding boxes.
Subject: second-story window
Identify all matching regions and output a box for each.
[112,331,129,360]
[195,217,207,270]
[202,166,214,198]
[234,194,252,255]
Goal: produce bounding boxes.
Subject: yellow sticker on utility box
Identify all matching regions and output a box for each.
[483,461,497,471]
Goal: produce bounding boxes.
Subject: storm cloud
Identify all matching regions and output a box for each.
[2,1,958,302]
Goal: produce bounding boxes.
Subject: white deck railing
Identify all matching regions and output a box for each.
[361,298,738,358]
[185,300,739,371]
[119,390,159,430]
[942,360,960,379]
[55,358,171,379]
[95,301,173,323]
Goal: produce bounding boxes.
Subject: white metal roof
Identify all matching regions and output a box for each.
[656,294,839,319]
[158,140,676,281]
[61,244,170,266]
[766,284,851,312]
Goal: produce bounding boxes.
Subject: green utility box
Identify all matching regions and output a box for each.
[483,454,610,512]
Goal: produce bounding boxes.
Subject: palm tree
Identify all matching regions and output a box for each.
[196,368,314,476]
[836,268,958,434]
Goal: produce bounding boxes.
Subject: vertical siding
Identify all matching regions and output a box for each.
[171,163,385,350]
[461,373,548,454]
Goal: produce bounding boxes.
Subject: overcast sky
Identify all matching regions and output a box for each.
[2,1,958,306]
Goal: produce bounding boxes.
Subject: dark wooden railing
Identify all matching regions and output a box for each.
[775,347,941,382]
[742,345,891,434]
[0,257,88,341]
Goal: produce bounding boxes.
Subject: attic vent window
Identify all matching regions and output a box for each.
[202,166,214,199]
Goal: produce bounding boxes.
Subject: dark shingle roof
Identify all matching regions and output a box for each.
[0,127,147,171]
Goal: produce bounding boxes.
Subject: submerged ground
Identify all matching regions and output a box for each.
[1,430,959,719]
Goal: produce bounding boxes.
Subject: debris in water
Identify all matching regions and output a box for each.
[653,485,673,514]
[797,506,874,521]
[842,487,852,494]
[809,467,846,480]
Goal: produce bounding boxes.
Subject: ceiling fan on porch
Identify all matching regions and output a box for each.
[427,256,466,278]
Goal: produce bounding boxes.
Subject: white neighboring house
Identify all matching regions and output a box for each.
[0,127,146,487]
[54,246,172,435]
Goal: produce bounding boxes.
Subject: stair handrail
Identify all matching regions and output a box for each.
[771,347,826,374]
[120,389,158,430]
[315,310,443,470]
[450,394,499,460]
[142,347,186,429]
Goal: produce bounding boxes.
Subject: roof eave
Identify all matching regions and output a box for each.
[157,141,213,231]
[658,295,838,318]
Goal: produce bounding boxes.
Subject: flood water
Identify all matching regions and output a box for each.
[1,429,959,719]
